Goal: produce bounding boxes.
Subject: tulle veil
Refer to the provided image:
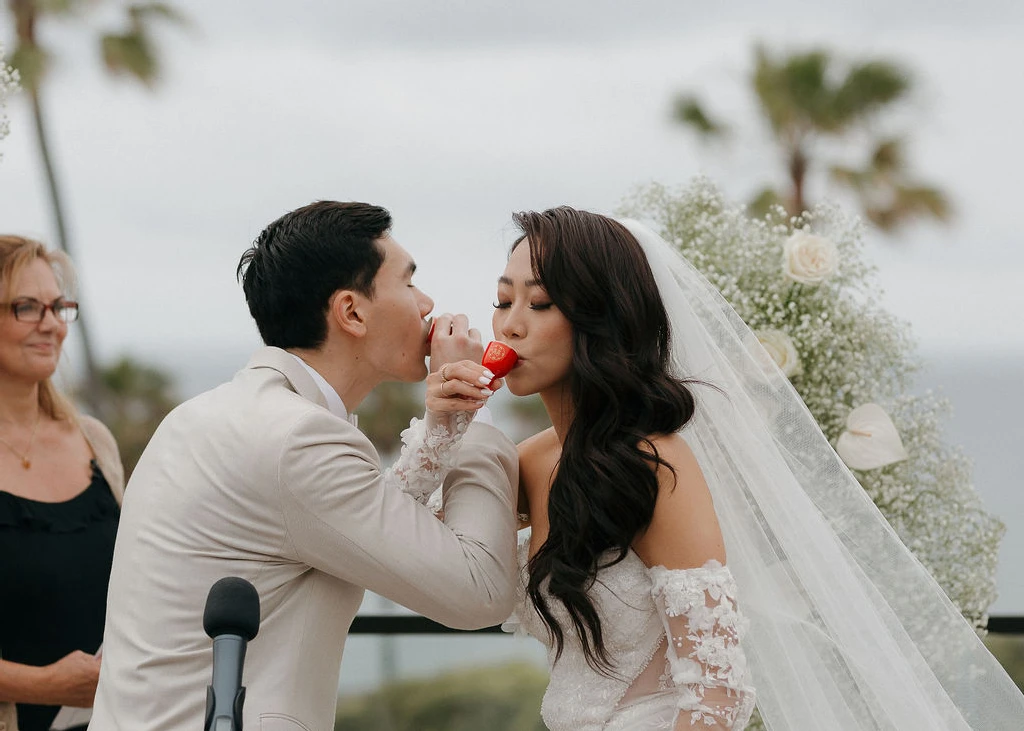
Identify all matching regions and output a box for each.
[618,218,1024,729]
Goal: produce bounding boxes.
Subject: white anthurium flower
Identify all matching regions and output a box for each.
[755,329,802,378]
[783,230,839,285]
[835,403,909,470]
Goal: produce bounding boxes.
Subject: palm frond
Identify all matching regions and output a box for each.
[672,94,728,138]
[870,138,905,173]
[101,31,158,85]
[833,61,909,124]
[127,1,188,26]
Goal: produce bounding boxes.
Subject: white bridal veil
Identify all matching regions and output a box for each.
[618,218,1024,729]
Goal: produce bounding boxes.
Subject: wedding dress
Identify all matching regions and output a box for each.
[400,217,1024,730]
[506,538,755,730]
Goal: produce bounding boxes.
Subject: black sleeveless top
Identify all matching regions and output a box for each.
[0,461,120,731]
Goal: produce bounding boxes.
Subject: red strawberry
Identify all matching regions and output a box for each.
[481,341,518,388]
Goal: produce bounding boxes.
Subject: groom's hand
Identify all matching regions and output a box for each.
[428,313,484,370]
[426,313,497,412]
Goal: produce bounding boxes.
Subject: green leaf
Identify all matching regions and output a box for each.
[747,186,783,219]
[672,95,728,137]
[833,61,910,124]
[7,42,49,92]
[127,1,189,26]
[870,138,906,174]
[101,31,158,86]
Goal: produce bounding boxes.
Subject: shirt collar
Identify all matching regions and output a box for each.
[286,352,357,427]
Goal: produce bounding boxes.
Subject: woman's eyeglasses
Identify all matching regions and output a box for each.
[2,297,80,323]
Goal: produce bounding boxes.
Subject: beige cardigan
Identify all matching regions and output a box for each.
[0,415,124,731]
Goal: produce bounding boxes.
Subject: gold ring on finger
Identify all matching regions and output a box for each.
[440,364,451,382]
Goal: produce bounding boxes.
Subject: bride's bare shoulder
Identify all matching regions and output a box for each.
[517,427,559,464]
[635,431,726,569]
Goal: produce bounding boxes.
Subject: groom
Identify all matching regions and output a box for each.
[89,202,519,730]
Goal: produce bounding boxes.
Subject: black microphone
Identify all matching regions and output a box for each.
[203,577,260,731]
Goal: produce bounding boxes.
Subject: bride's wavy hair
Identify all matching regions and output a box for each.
[514,207,697,674]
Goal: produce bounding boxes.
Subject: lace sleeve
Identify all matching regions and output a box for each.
[383,411,473,514]
[648,561,756,730]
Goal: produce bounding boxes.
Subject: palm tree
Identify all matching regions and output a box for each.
[4,0,183,412]
[674,45,951,231]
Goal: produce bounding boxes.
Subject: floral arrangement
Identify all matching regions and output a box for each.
[0,44,18,159]
[620,178,1005,629]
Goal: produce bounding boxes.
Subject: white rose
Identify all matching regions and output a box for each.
[755,329,802,377]
[782,230,838,285]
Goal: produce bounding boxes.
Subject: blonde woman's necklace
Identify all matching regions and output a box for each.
[0,410,41,469]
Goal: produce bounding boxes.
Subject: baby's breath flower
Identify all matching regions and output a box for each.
[619,178,1004,633]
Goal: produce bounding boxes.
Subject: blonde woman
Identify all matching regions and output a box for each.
[0,236,123,731]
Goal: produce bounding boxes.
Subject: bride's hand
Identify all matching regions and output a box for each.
[426,360,499,413]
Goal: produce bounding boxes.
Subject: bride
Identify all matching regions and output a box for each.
[487,207,1024,730]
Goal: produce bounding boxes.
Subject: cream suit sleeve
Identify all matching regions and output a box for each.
[277,407,518,629]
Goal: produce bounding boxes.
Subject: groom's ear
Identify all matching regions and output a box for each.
[330,290,367,338]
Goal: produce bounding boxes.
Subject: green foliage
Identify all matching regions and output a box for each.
[6,41,45,92]
[676,44,947,232]
[985,634,1024,693]
[5,0,184,91]
[356,381,425,458]
[95,355,179,477]
[334,661,547,731]
[101,3,188,86]
[672,94,727,138]
[505,393,551,441]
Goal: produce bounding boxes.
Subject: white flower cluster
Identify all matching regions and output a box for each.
[620,179,1004,634]
[0,44,19,159]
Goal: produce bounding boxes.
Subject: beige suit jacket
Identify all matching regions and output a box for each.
[0,415,124,731]
[89,347,518,731]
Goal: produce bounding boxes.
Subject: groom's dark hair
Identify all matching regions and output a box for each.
[237,201,392,349]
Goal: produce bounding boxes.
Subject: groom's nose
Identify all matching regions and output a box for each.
[419,290,434,316]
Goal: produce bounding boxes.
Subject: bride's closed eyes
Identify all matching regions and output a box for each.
[492,300,555,311]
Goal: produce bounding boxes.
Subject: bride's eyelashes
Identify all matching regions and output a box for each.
[492,301,554,311]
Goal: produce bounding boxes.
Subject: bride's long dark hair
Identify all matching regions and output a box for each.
[514,207,697,674]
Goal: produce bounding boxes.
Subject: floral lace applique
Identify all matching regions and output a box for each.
[383,411,473,514]
[648,561,755,729]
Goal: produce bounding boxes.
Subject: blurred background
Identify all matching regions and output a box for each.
[2,1,1021,728]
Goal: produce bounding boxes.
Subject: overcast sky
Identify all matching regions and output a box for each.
[2,0,1023,386]
[2,1,1023,611]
